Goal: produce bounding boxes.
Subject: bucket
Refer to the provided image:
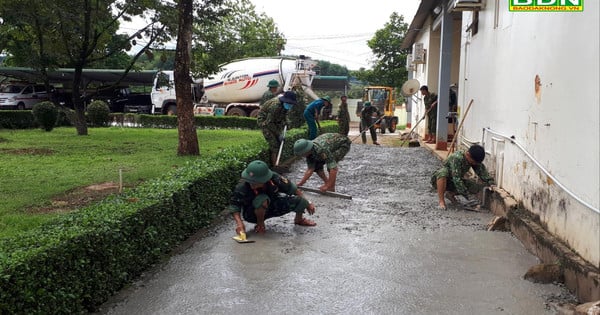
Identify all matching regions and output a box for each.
[215,108,225,116]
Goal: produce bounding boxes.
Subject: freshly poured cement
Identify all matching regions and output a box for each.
[98,143,573,315]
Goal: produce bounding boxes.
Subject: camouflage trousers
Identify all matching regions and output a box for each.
[338,118,350,136]
[261,127,282,153]
[242,195,309,223]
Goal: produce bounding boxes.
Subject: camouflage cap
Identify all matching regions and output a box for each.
[293,139,314,156]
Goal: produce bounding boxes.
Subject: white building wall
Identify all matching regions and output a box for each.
[458,2,599,266]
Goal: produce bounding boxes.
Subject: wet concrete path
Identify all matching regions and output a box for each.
[98,141,568,315]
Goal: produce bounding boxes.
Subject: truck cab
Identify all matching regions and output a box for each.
[151,71,204,115]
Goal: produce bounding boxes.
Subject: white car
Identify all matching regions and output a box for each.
[0,83,52,110]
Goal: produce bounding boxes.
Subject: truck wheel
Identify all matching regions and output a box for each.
[227,107,247,116]
[166,104,177,115]
[388,118,398,133]
[249,109,260,118]
[17,103,25,110]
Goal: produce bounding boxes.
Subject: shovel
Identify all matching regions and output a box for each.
[275,125,287,166]
[232,231,255,244]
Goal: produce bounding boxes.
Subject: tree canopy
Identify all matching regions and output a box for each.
[352,12,410,89]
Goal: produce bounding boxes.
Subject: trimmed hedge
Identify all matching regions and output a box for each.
[1,111,259,130]
[0,111,38,129]
[0,122,339,314]
[0,110,72,129]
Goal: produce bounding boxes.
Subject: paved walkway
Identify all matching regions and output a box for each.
[97,136,571,315]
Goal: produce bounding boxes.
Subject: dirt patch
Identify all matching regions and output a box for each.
[27,182,121,214]
[0,147,54,155]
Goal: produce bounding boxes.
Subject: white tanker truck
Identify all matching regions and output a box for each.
[150,55,320,116]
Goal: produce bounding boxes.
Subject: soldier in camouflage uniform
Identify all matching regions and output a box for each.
[260,79,280,107]
[293,133,352,192]
[336,95,350,136]
[228,160,317,235]
[257,91,297,165]
[287,86,307,129]
[359,101,382,145]
[420,85,438,143]
[431,144,495,210]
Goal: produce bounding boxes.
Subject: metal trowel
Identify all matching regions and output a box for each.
[232,231,255,243]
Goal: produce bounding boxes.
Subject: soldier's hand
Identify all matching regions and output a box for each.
[235,224,246,235]
[278,135,285,142]
[307,202,316,215]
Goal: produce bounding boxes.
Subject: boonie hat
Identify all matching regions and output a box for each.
[267,79,280,88]
[241,160,273,184]
[321,96,332,104]
[363,101,371,107]
[278,91,297,105]
[293,139,314,156]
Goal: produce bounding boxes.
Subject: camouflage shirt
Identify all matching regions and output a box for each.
[227,172,297,214]
[257,97,289,133]
[260,91,276,107]
[432,150,495,196]
[360,105,382,125]
[287,87,307,129]
[306,133,351,170]
[424,93,438,110]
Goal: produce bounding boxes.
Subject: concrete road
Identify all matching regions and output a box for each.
[98,141,570,315]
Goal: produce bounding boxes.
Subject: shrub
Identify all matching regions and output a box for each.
[0,111,36,129]
[32,101,59,131]
[87,101,110,127]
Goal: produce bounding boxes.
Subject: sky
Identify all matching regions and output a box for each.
[249,0,421,70]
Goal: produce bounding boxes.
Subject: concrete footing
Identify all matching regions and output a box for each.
[486,188,600,303]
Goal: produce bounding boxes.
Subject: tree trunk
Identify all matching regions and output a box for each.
[174,0,199,156]
[72,67,88,135]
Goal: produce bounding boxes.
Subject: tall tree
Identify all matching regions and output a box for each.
[354,12,409,88]
[173,0,228,155]
[174,0,198,155]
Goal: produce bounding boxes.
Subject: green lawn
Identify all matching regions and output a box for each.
[0,127,262,237]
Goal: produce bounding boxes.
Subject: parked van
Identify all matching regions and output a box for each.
[0,83,52,110]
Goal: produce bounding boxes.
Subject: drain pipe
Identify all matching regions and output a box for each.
[483,127,599,215]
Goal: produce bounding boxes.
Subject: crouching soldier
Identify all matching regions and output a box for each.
[228,160,317,235]
[431,144,495,210]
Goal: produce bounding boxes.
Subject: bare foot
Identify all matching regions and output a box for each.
[254,224,266,234]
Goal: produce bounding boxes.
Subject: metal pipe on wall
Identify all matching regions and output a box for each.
[482,127,599,215]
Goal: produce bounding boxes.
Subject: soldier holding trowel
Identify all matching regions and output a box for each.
[431,144,495,210]
[293,133,352,192]
[257,91,297,166]
[228,160,316,238]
